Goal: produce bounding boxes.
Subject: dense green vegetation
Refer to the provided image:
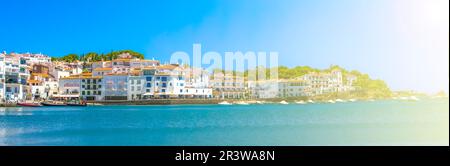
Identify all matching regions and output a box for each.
[52,50,144,62]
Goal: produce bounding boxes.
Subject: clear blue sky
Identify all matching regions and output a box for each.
[1,0,448,93]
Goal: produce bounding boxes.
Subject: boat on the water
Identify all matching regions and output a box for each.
[255,101,265,104]
[295,100,306,104]
[307,100,315,103]
[408,96,419,101]
[41,101,67,106]
[349,99,357,102]
[17,102,42,107]
[279,100,289,105]
[327,100,336,103]
[218,101,232,105]
[235,101,249,105]
[335,99,345,102]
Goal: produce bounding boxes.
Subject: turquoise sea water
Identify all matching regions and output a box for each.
[0,98,448,146]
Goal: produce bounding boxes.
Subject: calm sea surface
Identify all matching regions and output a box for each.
[0,98,448,146]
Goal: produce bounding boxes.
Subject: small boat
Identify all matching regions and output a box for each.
[335,99,345,102]
[307,100,315,103]
[41,101,67,106]
[295,100,306,104]
[349,99,357,102]
[235,101,249,105]
[256,101,265,104]
[17,102,42,107]
[279,100,289,105]
[408,96,419,101]
[327,100,336,103]
[218,101,232,105]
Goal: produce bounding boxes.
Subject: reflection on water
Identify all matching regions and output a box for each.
[0,107,33,116]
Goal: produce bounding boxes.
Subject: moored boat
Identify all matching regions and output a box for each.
[279,100,289,105]
[235,101,249,105]
[17,102,42,107]
[218,101,232,105]
[255,101,265,104]
[41,101,67,106]
[335,99,345,102]
[408,96,419,101]
[295,100,306,104]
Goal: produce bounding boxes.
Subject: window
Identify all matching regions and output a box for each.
[146,83,151,87]
[161,77,167,81]
[98,91,101,95]
[162,83,167,87]
[161,89,166,92]
[144,70,154,75]
[131,86,134,91]
[87,91,90,95]
[82,91,85,95]
[146,77,152,81]
[82,79,85,82]
[137,80,141,84]
[137,86,141,91]
[146,89,150,92]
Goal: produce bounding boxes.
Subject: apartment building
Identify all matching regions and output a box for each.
[80,72,103,101]
[210,72,246,99]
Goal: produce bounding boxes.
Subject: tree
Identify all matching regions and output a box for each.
[57,53,79,62]
[245,65,392,98]
[82,52,100,62]
[52,50,145,62]
[104,50,144,60]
